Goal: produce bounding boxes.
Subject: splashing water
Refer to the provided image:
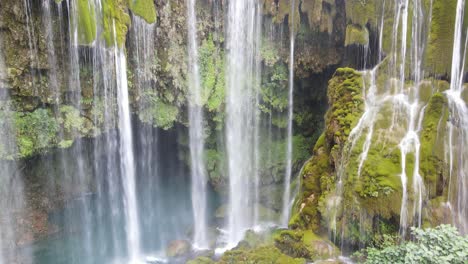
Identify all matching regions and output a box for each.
[225,0,262,247]
[114,45,141,261]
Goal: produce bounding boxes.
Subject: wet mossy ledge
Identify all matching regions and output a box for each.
[0,103,102,159]
[186,228,340,264]
[73,0,156,46]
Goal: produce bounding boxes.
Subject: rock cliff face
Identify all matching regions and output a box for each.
[0,0,350,182]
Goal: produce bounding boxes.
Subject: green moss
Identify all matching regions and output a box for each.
[260,63,289,115]
[274,230,338,261]
[187,257,215,264]
[291,68,364,231]
[345,24,369,46]
[219,245,306,264]
[420,93,449,195]
[326,68,364,142]
[128,0,157,24]
[59,105,90,135]
[345,0,377,27]
[102,0,131,46]
[15,109,59,158]
[198,36,225,112]
[77,0,97,44]
[425,0,468,75]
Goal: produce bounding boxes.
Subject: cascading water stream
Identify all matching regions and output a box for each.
[396,0,428,235]
[281,0,296,227]
[446,0,468,234]
[186,0,209,249]
[114,44,141,261]
[252,3,262,229]
[225,0,261,247]
[23,0,42,95]
[92,0,125,258]
[41,0,60,101]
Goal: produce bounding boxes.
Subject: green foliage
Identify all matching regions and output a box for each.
[59,105,89,135]
[15,109,59,158]
[138,91,179,130]
[260,40,281,67]
[198,36,225,112]
[204,148,227,190]
[260,63,289,116]
[364,225,468,264]
[128,0,157,24]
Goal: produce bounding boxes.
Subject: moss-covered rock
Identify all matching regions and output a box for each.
[218,245,306,264]
[187,256,216,264]
[419,93,449,197]
[345,24,369,46]
[290,68,364,231]
[425,0,468,76]
[101,0,131,46]
[274,229,339,261]
[128,0,157,24]
[76,0,97,44]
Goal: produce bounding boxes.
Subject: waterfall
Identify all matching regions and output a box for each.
[446,0,468,234]
[41,0,60,102]
[23,0,42,95]
[62,0,96,259]
[396,0,427,235]
[187,0,209,249]
[114,45,141,261]
[129,15,165,255]
[281,0,296,227]
[91,0,125,258]
[225,0,262,246]
[0,33,27,264]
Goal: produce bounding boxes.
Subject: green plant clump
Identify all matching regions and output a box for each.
[15,109,59,158]
[363,225,468,264]
[138,91,179,130]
